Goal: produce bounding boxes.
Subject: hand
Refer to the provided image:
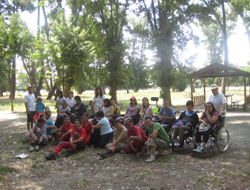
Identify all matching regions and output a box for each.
[70,141,76,148]
[146,141,150,150]
[132,146,137,152]
[187,122,191,126]
[27,110,30,115]
[91,129,94,134]
[203,121,208,126]
[221,110,225,115]
[129,136,133,141]
[71,114,75,116]
[205,110,209,116]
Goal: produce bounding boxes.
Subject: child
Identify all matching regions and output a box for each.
[33,97,45,123]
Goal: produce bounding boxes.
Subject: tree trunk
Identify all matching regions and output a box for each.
[45,79,51,92]
[125,85,129,93]
[47,84,57,100]
[7,59,14,111]
[63,85,72,98]
[42,6,49,40]
[23,60,34,89]
[172,86,175,92]
[221,0,228,95]
[101,86,106,94]
[32,61,37,89]
[35,68,44,98]
[10,56,16,100]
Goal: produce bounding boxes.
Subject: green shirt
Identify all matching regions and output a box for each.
[148,122,170,145]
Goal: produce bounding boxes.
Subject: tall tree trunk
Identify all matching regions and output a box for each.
[32,61,37,89]
[35,67,44,98]
[37,0,40,36]
[22,60,34,89]
[7,59,13,111]
[11,56,16,100]
[125,85,129,93]
[42,6,49,40]
[221,0,228,95]
[47,84,57,100]
[45,79,51,92]
[101,86,106,94]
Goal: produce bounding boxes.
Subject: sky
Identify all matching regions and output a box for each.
[19,3,250,70]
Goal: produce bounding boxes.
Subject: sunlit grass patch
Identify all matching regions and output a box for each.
[0,165,16,182]
[157,154,178,163]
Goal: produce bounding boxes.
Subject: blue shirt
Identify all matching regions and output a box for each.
[98,117,113,136]
[159,107,175,117]
[46,120,54,135]
[36,102,45,113]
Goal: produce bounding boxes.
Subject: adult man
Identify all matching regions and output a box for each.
[158,100,176,126]
[97,119,128,158]
[208,84,227,127]
[145,117,170,162]
[45,119,86,160]
[45,110,53,123]
[28,118,57,152]
[87,100,98,118]
[125,118,148,157]
[24,86,36,131]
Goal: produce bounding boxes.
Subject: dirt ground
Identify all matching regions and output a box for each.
[0,109,250,190]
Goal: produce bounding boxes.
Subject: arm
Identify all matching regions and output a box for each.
[129,135,142,141]
[92,123,102,129]
[132,108,139,116]
[105,106,114,117]
[206,111,219,124]
[221,103,226,114]
[124,108,129,118]
[148,108,153,117]
[149,129,158,139]
[62,129,73,137]
[48,125,57,129]
[71,137,84,144]
[25,102,30,114]
[140,108,144,115]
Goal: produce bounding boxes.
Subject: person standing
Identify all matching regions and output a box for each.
[208,84,227,127]
[24,86,36,131]
[94,87,105,111]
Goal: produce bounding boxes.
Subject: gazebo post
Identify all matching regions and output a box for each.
[189,77,194,105]
[202,79,206,102]
[244,76,246,106]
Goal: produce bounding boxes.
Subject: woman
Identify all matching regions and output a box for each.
[193,102,220,153]
[94,87,105,110]
[65,91,76,110]
[55,102,71,128]
[139,97,153,129]
[81,113,93,145]
[45,119,86,160]
[110,98,120,117]
[102,98,114,121]
[71,96,86,123]
[55,91,65,114]
[124,96,139,119]
[92,111,113,148]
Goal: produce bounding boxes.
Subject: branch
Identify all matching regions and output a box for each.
[119,0,129,39]
[152,0,157,30]
[142,0,154,31]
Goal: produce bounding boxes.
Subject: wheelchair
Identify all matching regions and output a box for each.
[192,116,230,157]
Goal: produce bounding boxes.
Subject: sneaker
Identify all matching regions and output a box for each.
[65,150,76,157]
[29,146,34,152]
[35,145,39,151]
[120,150,125,154]
[145,155,156,163]
[22,139,29,143]
[97,152,106,159]
[197,147,206,153]
[45,153,57,160]
[193,147,201,152]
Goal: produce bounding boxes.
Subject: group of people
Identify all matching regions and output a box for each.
[23,84,227,162]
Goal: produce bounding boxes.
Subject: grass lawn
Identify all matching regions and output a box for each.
[0,87,246,113]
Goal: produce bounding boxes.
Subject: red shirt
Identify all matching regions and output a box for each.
[70,127,86,144]
[61,123,74,134]
[82,121,93,136]
[127,126,148,141]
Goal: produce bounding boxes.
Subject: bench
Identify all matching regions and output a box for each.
[231,100,240,110]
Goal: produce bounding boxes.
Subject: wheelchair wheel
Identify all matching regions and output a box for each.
[206,138,214,157]
[216,128,230,152]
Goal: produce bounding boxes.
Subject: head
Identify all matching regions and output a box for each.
[74,96,81,104]
[163,100,169,109]
[74,119,81,130]
[39,114,46,122]
[64,116,70,124]
[68,91,73,98]
[61,101,67,108]
[103,98,110,107]
[114,119,122,130]
[142,97,149,108]
[95,87,103,97]
[37,97,42,104]
[186,100,194,113]
[82,113,89,122]
[210,84,219,96]
[145,117,154,128]
[130,96,137,105]
[58,91,63,98]
[89,100,94,107]
[28,86,33,94]
[96,111,104,120]
[37,118,45,127]
[125,118,134,130]
[205,102,216,113]
[110,98,115,106]
[45,111,51,119]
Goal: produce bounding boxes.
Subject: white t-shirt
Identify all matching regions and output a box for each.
[94,95,105,109]
[56,97,65,108]
[24,93,36,111]
[143,105,153,119]
[65,97,76,108]
[47,116,53,123]
[209,92,227,117]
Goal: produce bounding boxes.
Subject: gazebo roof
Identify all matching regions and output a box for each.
[188,63,250,79]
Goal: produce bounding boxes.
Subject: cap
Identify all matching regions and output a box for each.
[37,97,43,101]
[130,96,136,100]
[210,84,218,90]
[125,118,133,125]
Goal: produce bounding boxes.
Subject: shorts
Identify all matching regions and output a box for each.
[34,134,48,145]
[116,142,128,151]
[145,137,169,150]
[27,111,36,122]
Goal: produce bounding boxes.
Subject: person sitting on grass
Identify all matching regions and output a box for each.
[65,91,76,111]
[87,100,98,119]
[144,117,170,163]
[39,115,55,142]
[45,119,86,160]
[158,100,176,126]
[57,116,74,142]
[33,97,45,123]
[125,118,148,157]
[110,98,120,118]
[172,100,199,147]
[55,101,71,128]
[71,96,86,123]
[45,110,53,123]
[193,102,220,153]
[81,113,93,145]
[92,111,113,148]
[139,97,153,130]
[102,98,114,121]
[97,119,128,159]
[121,96,139,124]
[28,118,57,152]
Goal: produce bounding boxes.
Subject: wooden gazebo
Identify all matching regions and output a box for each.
[188,63,250,107]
